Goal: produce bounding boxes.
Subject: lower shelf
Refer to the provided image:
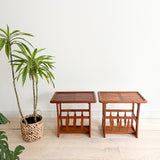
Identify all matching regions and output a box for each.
[60,126,89,133]
[105,126,135,134]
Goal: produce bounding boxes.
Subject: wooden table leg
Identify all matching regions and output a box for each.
[136,103,141,138]
[56,103,60,137]
[131,103,135,128]
[60,103,62,127]
[102,103,104,130]
[103,103,106,138]
[89,103,91,137]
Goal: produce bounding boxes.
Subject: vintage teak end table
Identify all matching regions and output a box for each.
[50,91,96,137]
[98,91,147,138]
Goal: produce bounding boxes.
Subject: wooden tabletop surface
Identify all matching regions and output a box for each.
[98,91,147,103]
[50,91,97,103]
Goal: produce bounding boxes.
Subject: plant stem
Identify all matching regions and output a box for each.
[35,82,38,111]
[10,52,26,123]
[32,76,37,122]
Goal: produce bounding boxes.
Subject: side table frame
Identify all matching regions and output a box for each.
[102,103,141,138]
[98,91,147,138]
[56,103,92,137]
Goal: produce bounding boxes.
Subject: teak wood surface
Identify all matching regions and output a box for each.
[50,91,96,137]
[98,91,147,138]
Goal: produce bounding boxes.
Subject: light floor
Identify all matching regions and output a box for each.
[1,118,160,160]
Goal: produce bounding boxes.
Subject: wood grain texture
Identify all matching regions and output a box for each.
[50,91,97,103]
[98,91,147,103]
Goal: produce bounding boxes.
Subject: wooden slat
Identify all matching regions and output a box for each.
[60,116,89,119]
[61,109,89,112]
[124,112,127,126]
[60,126,89,133]
[109,112,112,127]
[117,112,119,126]
[106,126,135,134]
[81,112,83,130]
[127,119,130,130]
[119,119,122,131]
[107,109,132,112]
[66,112,69,130]
[105,116,136,120]
[111,119,114,131]
[73,112,76,129]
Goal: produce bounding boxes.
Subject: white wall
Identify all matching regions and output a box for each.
[0,0,160,119]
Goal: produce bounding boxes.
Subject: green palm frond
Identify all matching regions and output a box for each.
[0,25,34,60]
[0,38,6,51]
[13,46,55,87]
[10,30,20,35]
[0,28,7,36]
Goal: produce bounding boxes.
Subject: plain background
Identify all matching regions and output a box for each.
[0,0,159,119]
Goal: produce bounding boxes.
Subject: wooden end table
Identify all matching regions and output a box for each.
[50,91,96,137]
[98,91,147,138]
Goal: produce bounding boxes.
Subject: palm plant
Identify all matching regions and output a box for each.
[12,46,55,122]
[0,25,33,120]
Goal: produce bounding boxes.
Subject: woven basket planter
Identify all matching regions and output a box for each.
[20,114,43,142]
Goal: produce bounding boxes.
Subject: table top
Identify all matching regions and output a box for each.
[50,91,97,103]
[98,91,147,103]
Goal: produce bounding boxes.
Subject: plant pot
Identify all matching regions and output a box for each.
[20,114,43,142]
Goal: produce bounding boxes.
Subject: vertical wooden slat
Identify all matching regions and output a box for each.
[127,119,130,130]
[117,112,119,126]
[56,103,60,137]
[119,119,122,131]
[110,112,112,127]
[124,112,127,126]
[66,112,69,130]
[111,119,114,131]
[73,112,76,129]
[81,111,83,130]
[136,103,141,138]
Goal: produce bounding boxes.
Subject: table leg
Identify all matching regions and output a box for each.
[131,103,135,128]
[103,103,106,138]
[136,103,141,138]
[102,103,104,128]
[60,103,62,127]
[89,103,91,137]
[56,103,60,137]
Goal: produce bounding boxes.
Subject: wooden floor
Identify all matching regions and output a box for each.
[1,118,160,160]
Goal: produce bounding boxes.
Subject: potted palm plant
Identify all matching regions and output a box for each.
[12,46,55,142]
[0,25,33,122]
